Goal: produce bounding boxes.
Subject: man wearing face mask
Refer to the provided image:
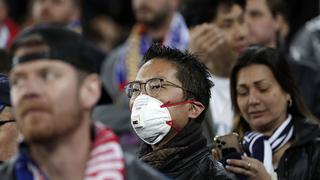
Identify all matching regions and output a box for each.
[126,44,235,180]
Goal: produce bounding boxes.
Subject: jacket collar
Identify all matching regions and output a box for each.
[138,121,208,170]
[291,116,320,147]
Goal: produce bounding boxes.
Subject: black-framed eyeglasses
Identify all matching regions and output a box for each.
[125,78,196,99]
[0,120,16,127]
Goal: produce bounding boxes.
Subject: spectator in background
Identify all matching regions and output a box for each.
[84,16,126,53]
[126,44,235,180]
[0,25,169,180]
[244,0,320,118]
[226,46,320,180]
[95,0,190,153]
[0,0,19,49]
[181,0,249,139]
[0,74,18,163]
[31,0,81,32]
[290,15,320,68]
[104,0,189,92]
[81,0,134,53]
[245,0,318,50]
[245,0,289,49]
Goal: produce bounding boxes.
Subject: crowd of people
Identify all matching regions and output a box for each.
[0,0,320,179]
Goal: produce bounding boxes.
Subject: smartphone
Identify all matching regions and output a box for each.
[213,132,243,159]
[214,133,247,180]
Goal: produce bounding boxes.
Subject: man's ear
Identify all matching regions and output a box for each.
[188,100,205,119]
[274,13,289,41]
[79,74,101,109]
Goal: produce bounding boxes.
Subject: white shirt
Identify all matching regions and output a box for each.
[0,25,9,48]
[209,75,234,136]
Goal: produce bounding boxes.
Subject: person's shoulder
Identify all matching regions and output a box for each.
[107,42,130,62]
[304,15,320,32]
[0,158,17,180]
[288,60,318,74]
[124,152,170,180]
[293,117,320,143]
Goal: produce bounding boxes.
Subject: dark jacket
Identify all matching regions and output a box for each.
[276,117,320,180]
[288,60,320,118]
[138,121,236,180]
[0,153,170,180]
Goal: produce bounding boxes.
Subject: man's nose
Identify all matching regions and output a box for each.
[18,75,43,96]
[235,23,248,39]
[139,83,149,96]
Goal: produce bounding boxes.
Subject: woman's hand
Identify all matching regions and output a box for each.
[225,156,271,180]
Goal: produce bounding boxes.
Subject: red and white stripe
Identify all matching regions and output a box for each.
[85,123,125,180]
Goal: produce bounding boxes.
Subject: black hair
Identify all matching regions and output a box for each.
[230,45,317,136]
[180,0,245,28]
[266,0,288,20]
[0,0,8,4]
[141,44,214,122]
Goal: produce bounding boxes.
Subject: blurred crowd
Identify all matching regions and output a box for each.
[0,0,320,179]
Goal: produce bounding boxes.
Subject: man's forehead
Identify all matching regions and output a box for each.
[10,59,73,75]
[215,4,243,20]
[136,59,179,82]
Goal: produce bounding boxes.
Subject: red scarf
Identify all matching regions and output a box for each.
[85,123,125,180]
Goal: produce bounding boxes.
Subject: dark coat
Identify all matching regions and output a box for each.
[276,117,320,180]
[289,60,320,118]
[138,121,236,180]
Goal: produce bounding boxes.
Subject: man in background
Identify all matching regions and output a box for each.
[31,0,81,31]
[244,0,320,118]
[181,0,249,139]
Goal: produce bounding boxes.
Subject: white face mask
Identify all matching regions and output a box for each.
[130,94,172,145]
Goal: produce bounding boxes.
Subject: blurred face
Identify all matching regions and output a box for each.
[236,64,290,134]
[214,4,249,57]
[0,0,7,23]
[129,59,192,130]
[245,0,278,47]
[9,59,84,143]
[32,0,78,25]
[0,106,19,162]
[91,16,122,53]
[132,0,175,27]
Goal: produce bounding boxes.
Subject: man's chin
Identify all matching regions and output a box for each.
[137,17,153,25]
[19,120,55,143]
[136,15,164,29]
[23,130,55,144]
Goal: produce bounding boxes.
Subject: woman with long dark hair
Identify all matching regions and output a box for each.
[227,46,320,180]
